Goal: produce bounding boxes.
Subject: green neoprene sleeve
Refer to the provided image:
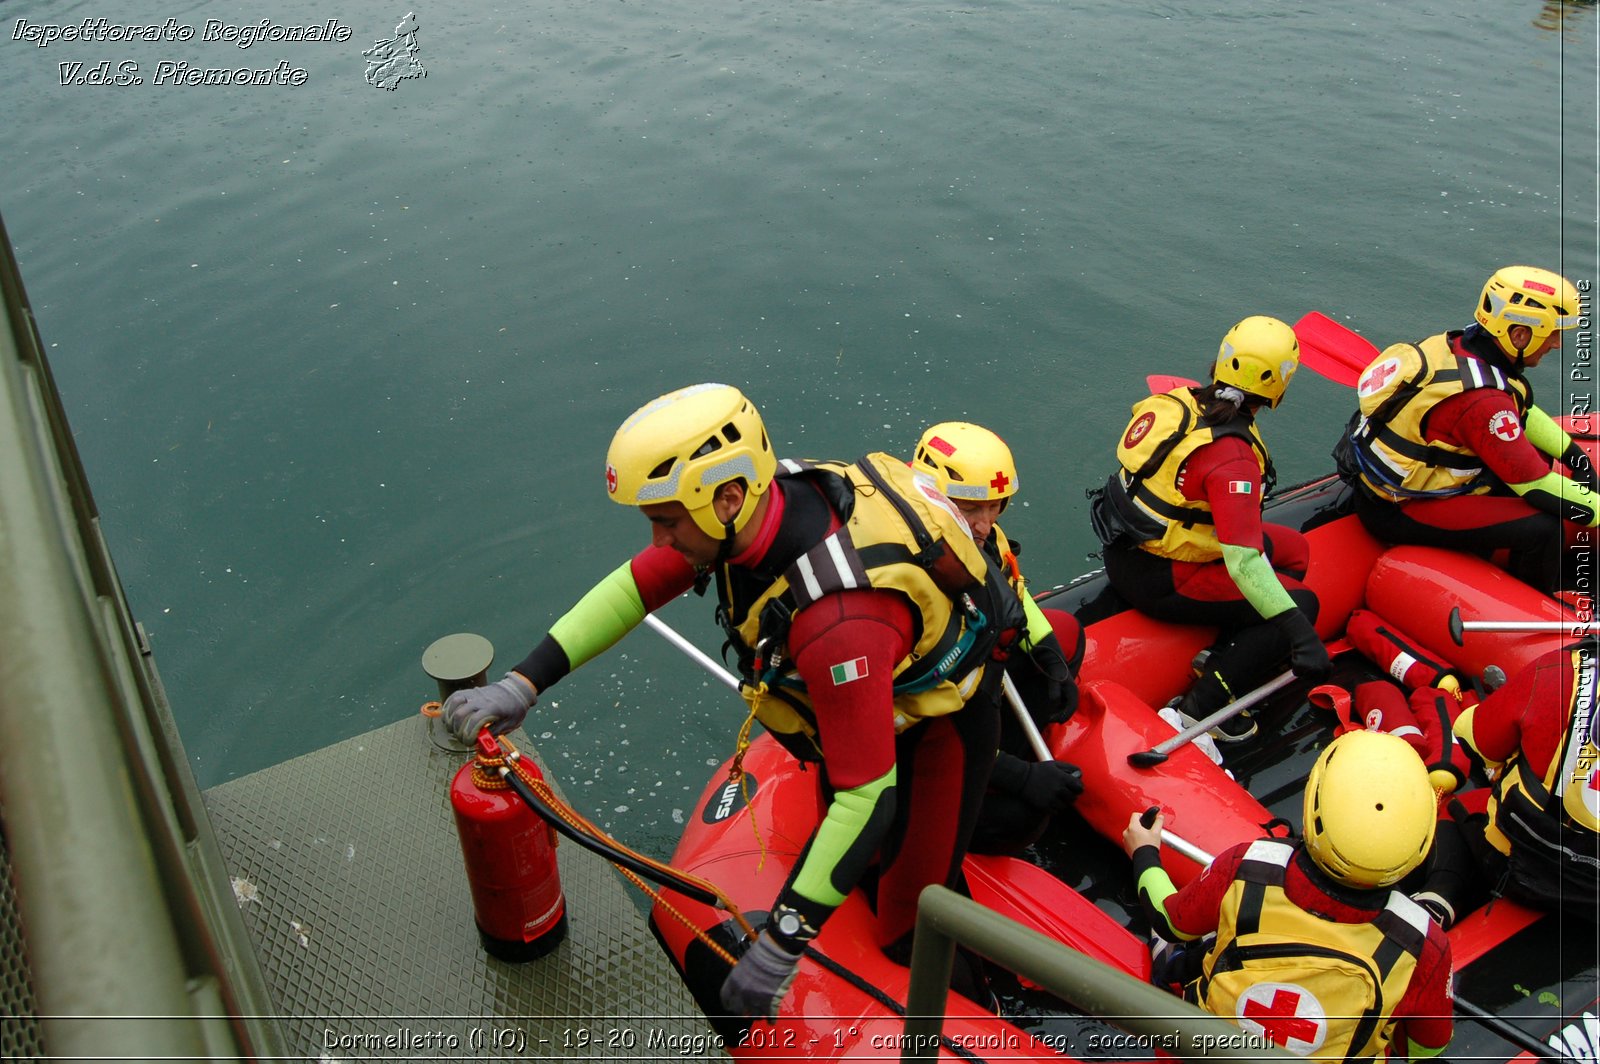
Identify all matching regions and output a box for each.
[547,560,649,670]
[791,768,896,907]
[1221,542,1296,619]
[1509,469,1600,527]
[1524,405,1571,460]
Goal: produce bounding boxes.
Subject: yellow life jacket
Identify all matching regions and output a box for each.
[1347,333,1533,503]
[1194,841,1429,1063]
[715,453,1017,756]
[1099,388,1272,563]
[1484,647,1600,856]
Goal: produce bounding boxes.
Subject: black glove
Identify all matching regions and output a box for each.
[1272,609,1331,683]
[1026,633,1079,724]
[991,751,1083,813]
[1561,439,1600,494]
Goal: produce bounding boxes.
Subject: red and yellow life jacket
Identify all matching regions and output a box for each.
[1098,388,1272,563]
[1346,333,1533,503]
[1192,841,1430,1063]
[715,453,1021,754]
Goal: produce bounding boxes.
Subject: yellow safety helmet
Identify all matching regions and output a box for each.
[605,383,776,540]
[1213,316,1300,409]
[1475,265,1582,358]
[913,422,1019,508]
[1302,730,1438,890]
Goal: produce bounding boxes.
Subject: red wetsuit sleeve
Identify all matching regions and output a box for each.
[787,588,914,791]
[1181,436,1266,551]
[1162,843,1251,939]
[1392,925,1454,1053]
[627,542,699,611]
[1425,390,1552,486]
[1471,649,1572,773]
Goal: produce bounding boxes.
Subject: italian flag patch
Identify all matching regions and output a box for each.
[830,657,869,685]
[1227,480,1253,495]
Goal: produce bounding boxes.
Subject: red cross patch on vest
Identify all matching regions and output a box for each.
[1359,357,1401,398]
[1236,982,1328,1056]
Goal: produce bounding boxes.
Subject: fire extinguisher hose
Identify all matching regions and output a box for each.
[486,735,758,950]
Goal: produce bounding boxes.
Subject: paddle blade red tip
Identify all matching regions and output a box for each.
[1145,374,1201,395]
[1293,312,1380,388]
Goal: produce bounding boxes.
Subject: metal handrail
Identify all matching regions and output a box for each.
[901,885,1295,1063]
[0,211,286,1060]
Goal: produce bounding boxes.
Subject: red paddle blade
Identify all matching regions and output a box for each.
[1145,374,1201,395]
[1293,312,1380,388]
[964,852,1152,980]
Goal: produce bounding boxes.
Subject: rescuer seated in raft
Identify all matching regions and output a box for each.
[1412,643,1599,930]
[912,421,1085,855]
[441,383,1028,1021]
[1090,316,1331,743]
[1335,266,1597,594]
[1122,731,1455,1062]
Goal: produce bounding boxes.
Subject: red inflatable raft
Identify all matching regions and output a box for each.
[649,422,1597,1060]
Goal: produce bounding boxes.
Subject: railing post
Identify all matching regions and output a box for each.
[902,885,1297,1063]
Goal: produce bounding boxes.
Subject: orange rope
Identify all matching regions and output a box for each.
[728,686,770,872]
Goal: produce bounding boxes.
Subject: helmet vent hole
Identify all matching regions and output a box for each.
[947,468,966,483]
[722,422,742,444]
[647,458,675,479]
[1374,802,1384,811]
[691,436,723,459]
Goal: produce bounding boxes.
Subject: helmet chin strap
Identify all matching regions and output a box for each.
[1508,340,1529,374]
[712,515,738,567]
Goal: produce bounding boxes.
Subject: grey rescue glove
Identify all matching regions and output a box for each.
[719,931,803,1021]
[1272,609,1331,683]
[989,750,1083,813]
[442,671,538,742]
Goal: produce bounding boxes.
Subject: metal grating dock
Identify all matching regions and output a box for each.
[204,713,725,1060]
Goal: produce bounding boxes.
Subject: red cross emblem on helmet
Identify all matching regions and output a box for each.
[990,470,1011,495]
[1359,357,1401,398]
[605,463,619,494]
[1237,982,1328,1055]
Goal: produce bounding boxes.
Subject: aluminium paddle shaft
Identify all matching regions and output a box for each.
[1447,606,1591,647]
[1128,668,1298,767]
[643,612,740,692]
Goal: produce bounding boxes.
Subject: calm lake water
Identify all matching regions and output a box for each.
[2,0,1597,856]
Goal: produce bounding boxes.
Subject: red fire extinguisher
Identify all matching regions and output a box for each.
[450,731,568,961]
